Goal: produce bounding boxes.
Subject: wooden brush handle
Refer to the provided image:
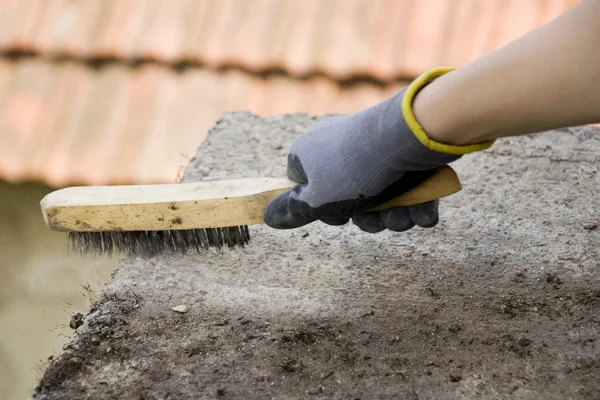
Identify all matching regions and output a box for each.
[41,166,462,232]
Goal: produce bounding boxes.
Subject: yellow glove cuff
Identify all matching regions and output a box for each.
[401,66,496,156]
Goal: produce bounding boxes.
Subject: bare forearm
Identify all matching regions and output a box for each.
[413,0,600,146]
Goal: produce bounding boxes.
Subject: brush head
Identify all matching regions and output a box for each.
[67,226,250,257]
[39,178,295,257]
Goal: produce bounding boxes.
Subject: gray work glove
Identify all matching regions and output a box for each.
[263,68,494,233]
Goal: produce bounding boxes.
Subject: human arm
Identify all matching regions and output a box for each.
[263,0,600,232]
[414,0,600,145]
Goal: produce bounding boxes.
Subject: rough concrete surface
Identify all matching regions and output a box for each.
[32,112,600,399]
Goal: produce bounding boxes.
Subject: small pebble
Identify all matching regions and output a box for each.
[583,221,598,230]
[69,313,84,329]
[172,305,189,313]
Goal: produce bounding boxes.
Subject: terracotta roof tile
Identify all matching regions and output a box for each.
[40,63,96,187]
[27,62,85,181]
[50,0,101,56]
[7,0,41,52]
[0,60,54,181]
[108,66,164,184]
[0,0,576,80]
[179,0,214,61]
[29,0,67,51]
[94,0,143,58]
[0,0,21,50]
[0,60,15,179]
[0,59,410,186]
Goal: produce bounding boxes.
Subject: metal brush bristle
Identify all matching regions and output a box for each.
[67,226,250,257]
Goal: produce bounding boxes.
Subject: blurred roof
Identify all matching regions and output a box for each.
[0,0,578,187]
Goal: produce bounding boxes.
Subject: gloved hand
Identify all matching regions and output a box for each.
[263,67,494,233]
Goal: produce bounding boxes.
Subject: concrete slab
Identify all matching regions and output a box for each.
[32,112,600,399]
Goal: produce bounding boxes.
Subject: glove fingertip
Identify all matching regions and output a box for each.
[381,207,415,232]
[408,200,440,228]
[263,188,314,229]
[352,212,386,233]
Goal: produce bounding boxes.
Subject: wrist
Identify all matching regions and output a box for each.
[412,88,467,145]
[411,77,487,146]
[402,67,496,154]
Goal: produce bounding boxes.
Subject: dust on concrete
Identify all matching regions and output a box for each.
[32,113,600,399]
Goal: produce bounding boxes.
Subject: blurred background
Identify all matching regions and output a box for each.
[0,0,578,398]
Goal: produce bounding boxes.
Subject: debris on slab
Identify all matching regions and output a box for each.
[583,220,598,230]
[171,305,189,314]
[69,313,84,330]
